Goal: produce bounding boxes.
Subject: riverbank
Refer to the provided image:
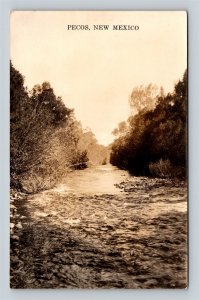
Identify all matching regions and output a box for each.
[10,172,187,289]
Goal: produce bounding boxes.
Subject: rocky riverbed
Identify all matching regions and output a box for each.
[10,169,187,289]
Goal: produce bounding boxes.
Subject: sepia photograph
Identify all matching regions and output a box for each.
[10,11,187,289]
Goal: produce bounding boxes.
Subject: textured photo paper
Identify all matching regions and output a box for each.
[10,11,187,288]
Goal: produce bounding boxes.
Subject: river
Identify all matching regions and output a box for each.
[54,164,130,194]
[10,165,187,288]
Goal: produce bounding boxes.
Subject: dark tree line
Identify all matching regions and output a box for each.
[10,63,88,192]
[110,70,187,178]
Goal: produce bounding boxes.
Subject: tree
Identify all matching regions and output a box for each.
[110,70,187,178]
[129,84,158,114]
[10,62,77,191]
[10,62,96,191]
[77,129,110,166]
[112,121,128,137]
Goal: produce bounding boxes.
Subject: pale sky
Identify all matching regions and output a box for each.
[10,11,187,145]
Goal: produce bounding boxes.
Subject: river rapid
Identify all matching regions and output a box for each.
[10,165,187,288]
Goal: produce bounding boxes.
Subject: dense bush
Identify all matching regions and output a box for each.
[110,70,187,179]
[10,62,89,192]
[148,159,173,178]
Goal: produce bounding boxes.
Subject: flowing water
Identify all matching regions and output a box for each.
[10,165,188,288]
[54,165,129,194]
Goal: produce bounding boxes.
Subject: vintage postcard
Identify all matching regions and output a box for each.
[10,11,187,288]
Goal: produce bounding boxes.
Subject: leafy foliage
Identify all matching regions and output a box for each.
[10,62,89,192]
[110,71,187,178]
[78,129,110,166]
[129,84,159,114]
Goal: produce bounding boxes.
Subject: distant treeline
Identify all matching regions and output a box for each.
[10,62,108,192]
[110,70,187,178]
